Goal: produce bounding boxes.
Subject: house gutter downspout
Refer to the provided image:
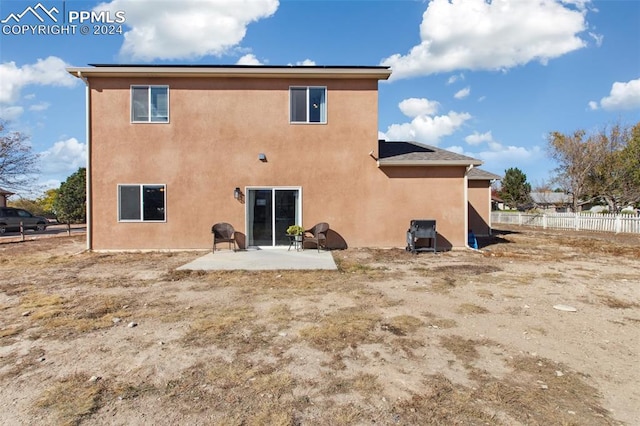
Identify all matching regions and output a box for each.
[465,164,474,250]
[77,71,92,251]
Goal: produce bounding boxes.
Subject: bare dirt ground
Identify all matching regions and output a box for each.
[1,225,638,425]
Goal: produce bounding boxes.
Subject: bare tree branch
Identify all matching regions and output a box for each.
[0,120,39,191]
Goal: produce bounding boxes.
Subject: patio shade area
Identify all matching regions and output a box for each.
[177,248,337,271]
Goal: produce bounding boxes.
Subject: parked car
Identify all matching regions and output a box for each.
[0,207,48,234]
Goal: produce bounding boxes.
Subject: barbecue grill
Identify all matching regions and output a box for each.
[406,219,436,254]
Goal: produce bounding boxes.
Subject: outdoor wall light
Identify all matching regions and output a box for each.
[234,187,241,200]
[258,153,267,162]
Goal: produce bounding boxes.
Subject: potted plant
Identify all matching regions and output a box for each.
[286,225,304,237]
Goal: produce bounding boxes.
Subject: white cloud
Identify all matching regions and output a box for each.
[454,86,470,99]
[398,98,440,117]
[588,32,603,47]
[381,0,590,80]
[0,56,77,104]
[236,54,263,65]
[590,78,640,111]
[447,73,464,85]
[29,102,50,112]
[450,140,546,178]
[291,59,316,66]
[94,0,279,61]
[382,111,472,145]
[0,106,24,121]
[39,138,87,175]
[465,130,493,145]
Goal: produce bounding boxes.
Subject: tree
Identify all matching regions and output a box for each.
[7,189,59,218]
[546,129,603,212]
[0,120,39,191]
[8,198,47,216]
[39,188,59,216]
[500,167,532,210]
[53,168,86,223]
[585,122,640,212]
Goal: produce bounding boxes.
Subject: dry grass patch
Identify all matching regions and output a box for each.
[428,263,502,275]
[473,355,613,425]
[430,276,458,293]
[299,307,381,352]
[381,315,423,336]
[268,303,293,327]
[457,303,490,315]
[597,295,638,309]
[393,374,496,424]
[18,292,133,336]
[429,318,458,329]
[321,372,382,397]
[440,335,483,363]
[182,306,259,348]
[35,373,106,426]
[422,311,458,329]
[20,292,65,320]
[476,289,494,299]
[0,325,23,339]
[164,358,299,424]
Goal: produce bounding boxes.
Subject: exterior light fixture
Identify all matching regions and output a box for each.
[234,187,241,200]
[258,153,267,162]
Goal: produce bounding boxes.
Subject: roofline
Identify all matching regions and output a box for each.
[377,159,483,167]
[468,173,502,180]
[468,176,501,180]
[66,65,392,80]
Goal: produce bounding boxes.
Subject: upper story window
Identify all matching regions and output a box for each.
[131,86,169,123]
[290,86,326,124]
[118,184,166,222]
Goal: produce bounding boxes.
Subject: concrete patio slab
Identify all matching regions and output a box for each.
[177,248,337,271]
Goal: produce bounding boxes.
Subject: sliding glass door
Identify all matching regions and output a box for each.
[247,188,301,247]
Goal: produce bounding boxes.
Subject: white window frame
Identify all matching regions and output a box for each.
[130,85,170,123]
[117,184,167,222]
[289,86,327,124]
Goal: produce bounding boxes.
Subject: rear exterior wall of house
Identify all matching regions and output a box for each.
[88,75,468,250]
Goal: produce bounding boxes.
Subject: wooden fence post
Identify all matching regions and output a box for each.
[20,221,25,242]
[67,221,71,236]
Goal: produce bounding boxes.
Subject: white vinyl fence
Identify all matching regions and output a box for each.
[491,212,640,235]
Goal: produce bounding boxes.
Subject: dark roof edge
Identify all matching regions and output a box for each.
[88,64,390,70]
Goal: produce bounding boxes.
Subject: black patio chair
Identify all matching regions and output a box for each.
[212,222,236,252]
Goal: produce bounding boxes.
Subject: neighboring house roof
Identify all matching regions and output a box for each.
[0,187,14,196]
[467,168,502,180]
[530,192,571,204]
[378,140,482,167]
[67,64,392,80]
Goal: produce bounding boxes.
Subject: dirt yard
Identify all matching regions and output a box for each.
[1,226,638,425]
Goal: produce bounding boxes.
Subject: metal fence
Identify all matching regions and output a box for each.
[491,212,640,235]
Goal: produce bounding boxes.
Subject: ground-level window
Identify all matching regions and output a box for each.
[118,184,166,221]
[290,86,326,123]
[131,86,169,123]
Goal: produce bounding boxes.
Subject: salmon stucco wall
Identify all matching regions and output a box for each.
[87,75,469,250]
[468,179,492,236]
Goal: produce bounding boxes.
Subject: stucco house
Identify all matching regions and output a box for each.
[67,64,498,251]
[0,188,14,207]
[467,168,501,236]
[530,191,573,212]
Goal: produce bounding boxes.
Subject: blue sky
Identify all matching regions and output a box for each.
[1,0,639,195]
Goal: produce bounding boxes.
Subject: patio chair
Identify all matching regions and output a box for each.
[212,222,236,252]
[303,222,329,252]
